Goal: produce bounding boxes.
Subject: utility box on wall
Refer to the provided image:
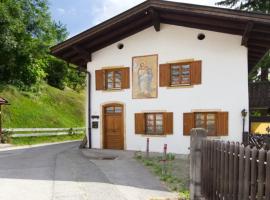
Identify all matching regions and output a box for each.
[92,121,99,129]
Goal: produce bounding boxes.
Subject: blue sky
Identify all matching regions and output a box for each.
[49,0,217,38]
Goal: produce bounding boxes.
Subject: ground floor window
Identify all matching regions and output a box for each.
[195,113,216,136]
[183,111,228,136]
[135,112,173,135]
[145,113,164,135]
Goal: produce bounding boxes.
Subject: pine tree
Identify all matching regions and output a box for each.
[216,0,270,13]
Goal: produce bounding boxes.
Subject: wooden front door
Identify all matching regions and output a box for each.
[103,104,124,150]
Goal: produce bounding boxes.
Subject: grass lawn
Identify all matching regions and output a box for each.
[0,83,85,128]
[11,134,84,146]
[135,152,190,199]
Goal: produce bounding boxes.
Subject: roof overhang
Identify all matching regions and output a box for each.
[50,0,270,71]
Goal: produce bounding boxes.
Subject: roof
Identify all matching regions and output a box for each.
[50,0,270,71]
[0,97,8,105]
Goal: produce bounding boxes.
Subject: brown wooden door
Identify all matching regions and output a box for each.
[103,104,124,150]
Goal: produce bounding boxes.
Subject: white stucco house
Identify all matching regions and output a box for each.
[51,0,270,154]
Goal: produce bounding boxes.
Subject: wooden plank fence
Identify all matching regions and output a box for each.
[190,128,270,200]
[3,127,85,138]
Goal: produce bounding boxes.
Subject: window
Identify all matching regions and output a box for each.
[171,63,191,85]
[145,113,164,135]
[105,105,123,114]
[183,111,228,136]
[95,67,130,91]
[195,113,216,136]
[105,69,122,89]
[159,60,202,87]
[135,112,173,135]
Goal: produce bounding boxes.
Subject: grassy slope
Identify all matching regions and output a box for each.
[0,84,85,128]
[12,134,84,145]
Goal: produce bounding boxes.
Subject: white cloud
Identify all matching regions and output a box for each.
[57,8,66,15]
[56,7,77,17]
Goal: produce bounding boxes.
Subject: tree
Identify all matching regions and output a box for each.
[216,0,270,81]
[216,0,270,13]
[0,0,76,90]
[46,57,68,90]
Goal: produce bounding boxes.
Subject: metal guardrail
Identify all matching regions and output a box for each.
[3,128,86,138]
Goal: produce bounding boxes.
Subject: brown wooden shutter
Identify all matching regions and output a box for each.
[191,60,202,85]
[163,112,173,135]
[95,70,105,90]
[159,64,171,87]
[183,113,195,135]
[216,112,229,136]
[121,68,130,89]
[135,113,145,134]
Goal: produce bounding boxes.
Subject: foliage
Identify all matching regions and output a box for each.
[66,68,87,92]
[1,130,12,143]
[11,133,84,146]
[216,0,270,13]
[166,153,176,161]
[135,152,190,198]
[0,0,67,87]
[216,0,270,81]
[0,83,85,128]
[0,0,86,91]
[179,191,190,200]
[249,53,270,81]
[46,57,68,90]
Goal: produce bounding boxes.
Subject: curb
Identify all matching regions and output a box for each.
[0,140,81,151]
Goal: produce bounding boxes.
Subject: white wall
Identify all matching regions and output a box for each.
[86,24,249,154]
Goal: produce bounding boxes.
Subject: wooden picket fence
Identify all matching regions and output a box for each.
[201,139,270,200]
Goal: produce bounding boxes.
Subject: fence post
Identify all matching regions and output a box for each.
[190,128,207,200]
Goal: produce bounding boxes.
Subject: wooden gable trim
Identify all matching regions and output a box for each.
[149,8,160,32]
[242,21,254,47]
[72,46,92,62]
[50,0,270,70]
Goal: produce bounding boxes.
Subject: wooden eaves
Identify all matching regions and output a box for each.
[50,0,270,71]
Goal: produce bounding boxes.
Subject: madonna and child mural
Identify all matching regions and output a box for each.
[132,54,158,99]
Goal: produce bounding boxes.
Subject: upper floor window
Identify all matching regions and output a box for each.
[95,67,130,91]
[171,63,191,86]
[159,60,202,87]
[106,69,122,89]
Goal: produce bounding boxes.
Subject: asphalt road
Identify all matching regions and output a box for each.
[0,142,176,200]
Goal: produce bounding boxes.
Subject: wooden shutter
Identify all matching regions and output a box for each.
[216,112,229,136]
[159,64,171,87]
[121,68,130,89]
[191,60,202,85]
[163,112,173,135]
[183,113,195,135]
[135,113,145,134]
[95,70,105,90]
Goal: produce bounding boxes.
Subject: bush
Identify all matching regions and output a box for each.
[166,153,175,161]
[1,130,12,143]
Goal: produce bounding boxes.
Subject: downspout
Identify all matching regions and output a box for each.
[86,70,92,149]
[67,63,92,149]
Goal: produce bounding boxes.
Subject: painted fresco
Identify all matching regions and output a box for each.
[132,55,158,99]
